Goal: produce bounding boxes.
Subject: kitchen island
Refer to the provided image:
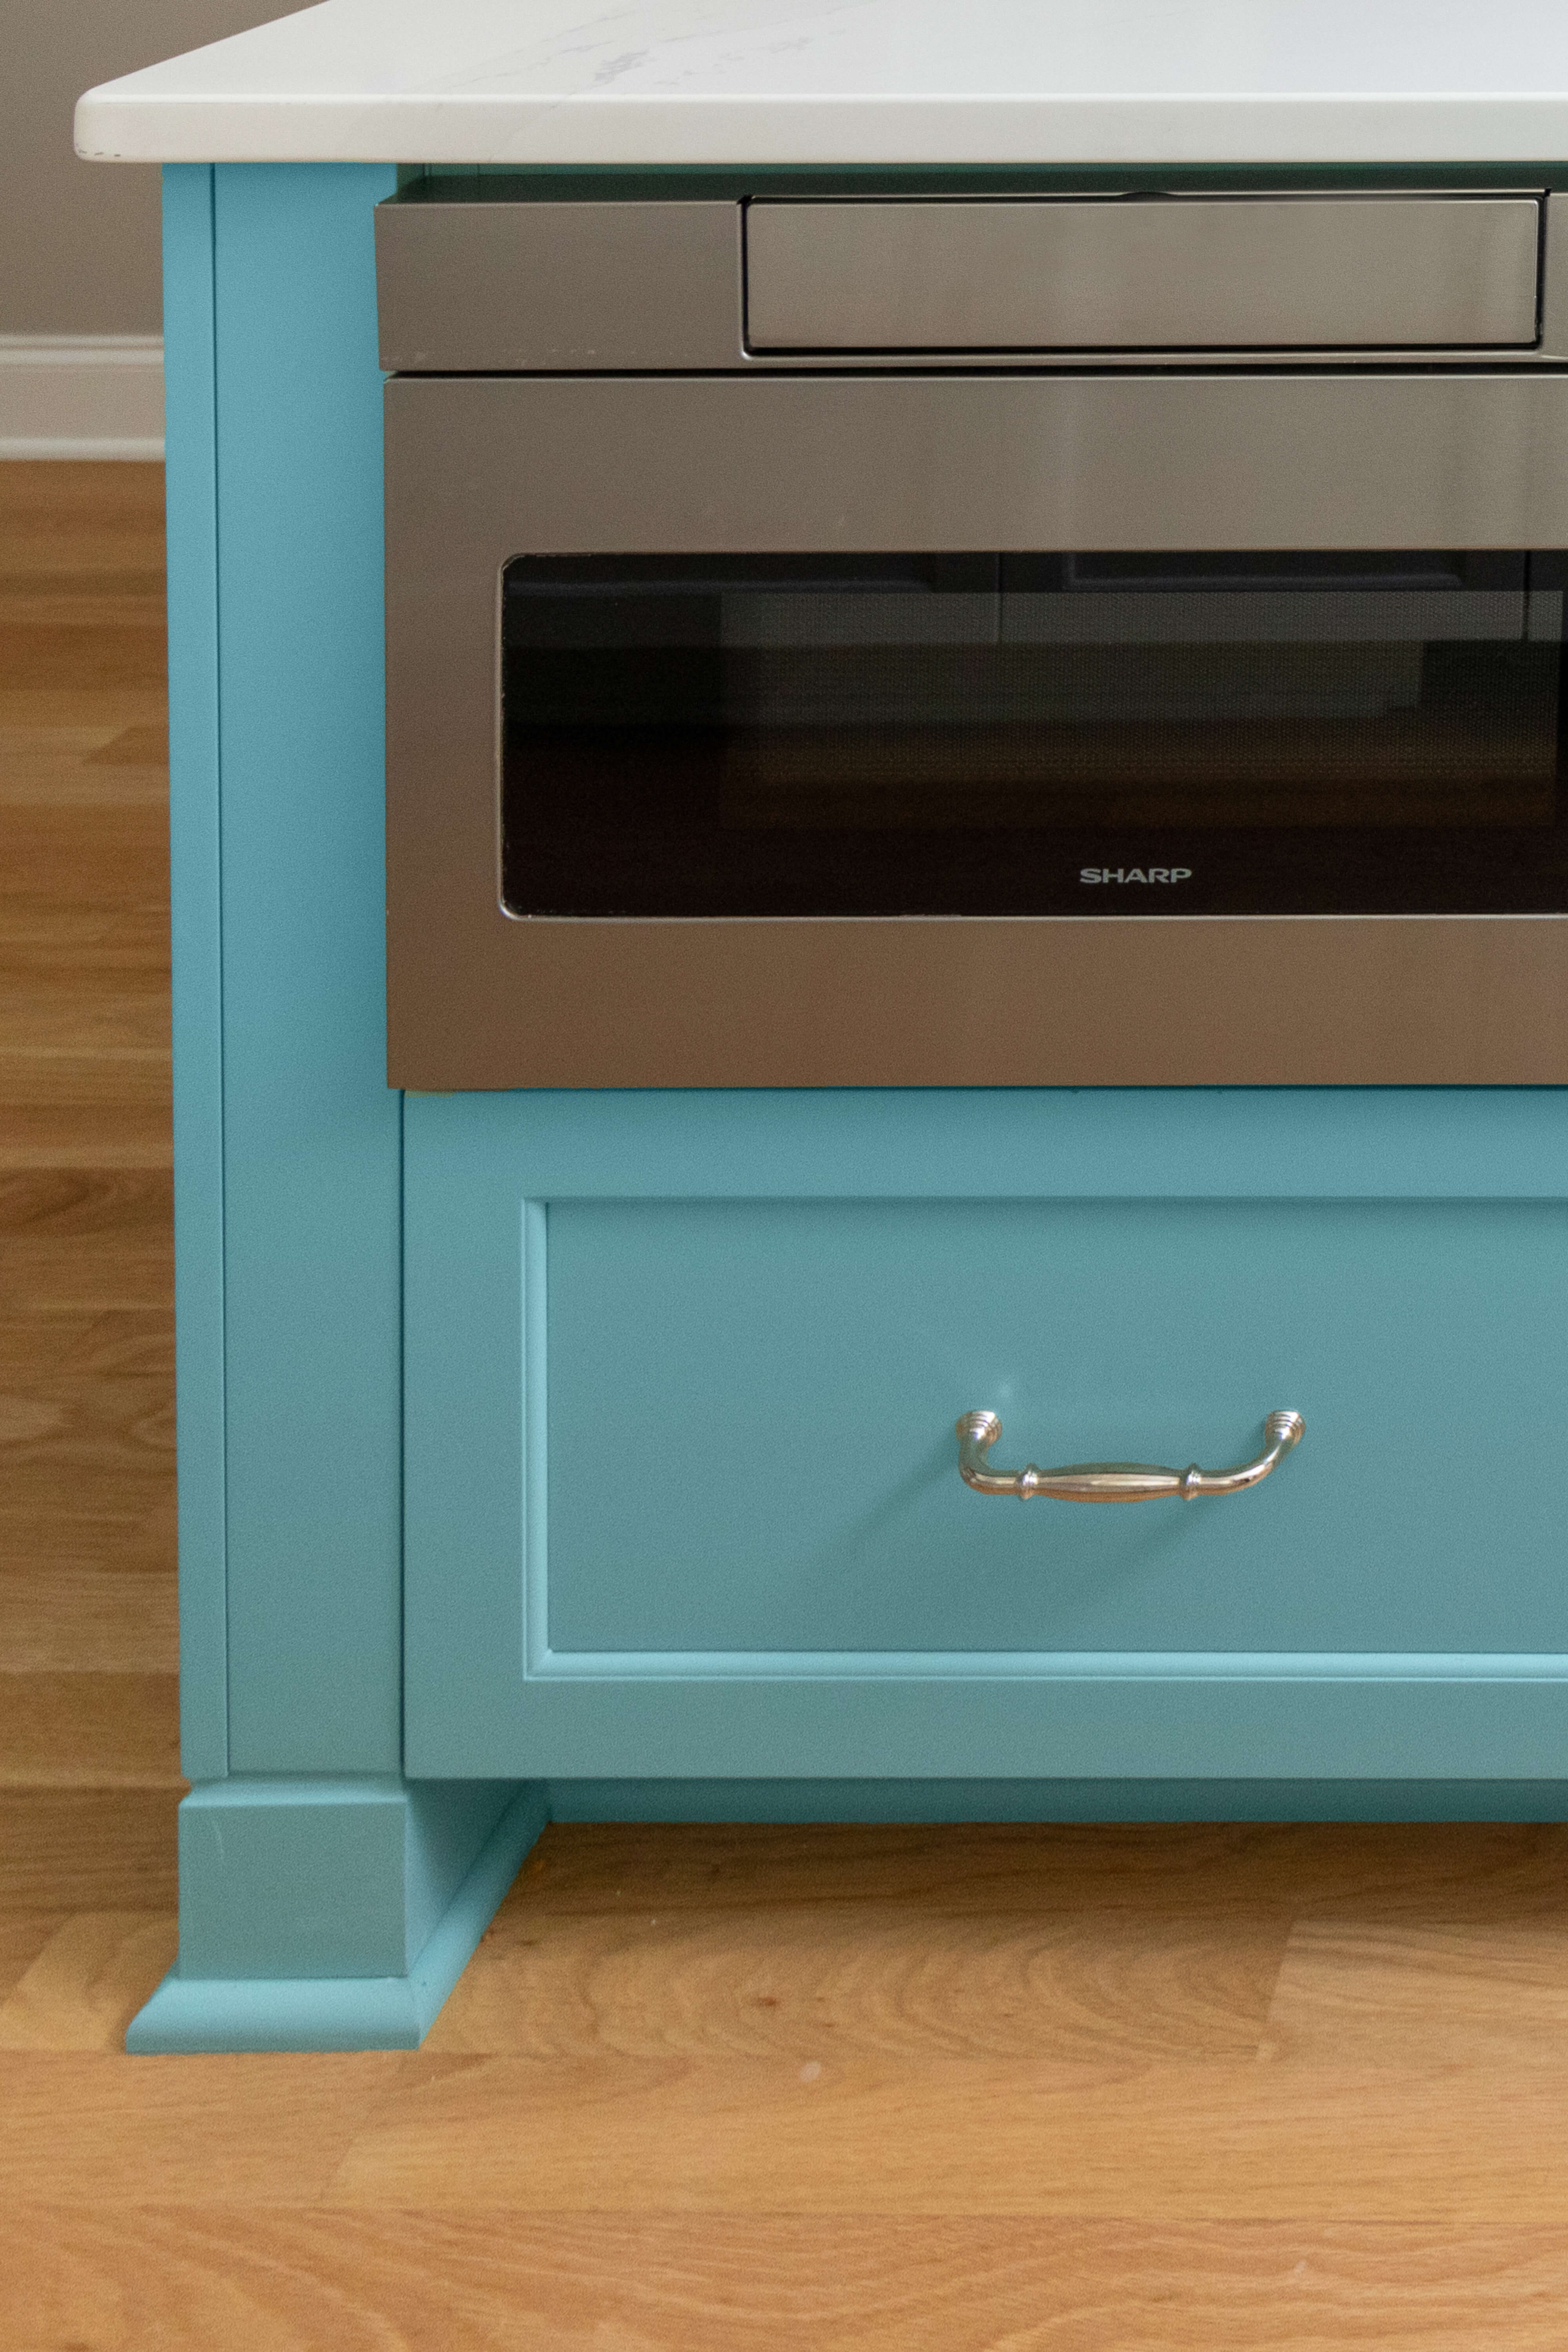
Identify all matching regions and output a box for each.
[77,0,1568,2053]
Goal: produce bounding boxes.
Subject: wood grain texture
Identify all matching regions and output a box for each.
[426,1900,1292,2062]
[0,1293,177,1653]
[0,1914,67,2004]
[0,1048,172,1169]
[1263,1917,1568,2063]
[5,2216,1568,2352]
[0,2053,414,2202]
[0,1788,179,1910]
[0,1309,174,1522]
[325,2052,1568,2219]
[4,1805,1568,2328]
[0,1673,180,1787]
[0,1911,180,2050]
[0,463,176,1728]
[431,1829,1302,2062]
[0,721,169,803]
[0,1171,172,1314]
[0,1565,179,1673]
[508,1818,1568,1922]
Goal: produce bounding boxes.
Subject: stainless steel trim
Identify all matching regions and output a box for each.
[384,369,1568,1090]
[388,371,1568,554]
[1543,192,1568,360]
[375,199,744,373]
[742,343,1559,374]
[746,197,1541,354]
[388,912,1568,1090]
[956,1408,1305,1502]
[375,189,1563,377]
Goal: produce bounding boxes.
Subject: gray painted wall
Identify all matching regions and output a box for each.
[1,0,293,334]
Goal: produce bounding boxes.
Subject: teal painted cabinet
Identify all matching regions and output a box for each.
[140,162,1568,2054]
[404,1088,1568,1787]
[135,162,544,2053]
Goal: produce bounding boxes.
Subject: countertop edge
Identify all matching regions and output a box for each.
[73,86,1568,170]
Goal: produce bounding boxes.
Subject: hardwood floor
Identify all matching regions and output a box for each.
[4,461,1568,2345]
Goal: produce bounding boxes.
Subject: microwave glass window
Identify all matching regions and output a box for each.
[499,552,1568,916]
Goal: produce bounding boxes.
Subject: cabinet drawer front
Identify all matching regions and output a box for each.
[404,1090,1568,1781]
[744,196,1542,353]
[544,1195,1564,1660]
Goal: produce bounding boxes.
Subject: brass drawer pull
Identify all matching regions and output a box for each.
[956,1408,1304,1503]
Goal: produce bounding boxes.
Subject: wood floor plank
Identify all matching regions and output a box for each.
[0,1566,178,1673]
[0,591,166,636]
[0,916,169,985]
[0,2054,414,2203]
[517,1819,1568,1924]
[0,457,165,544]
[0,1490,175,1579]
[0,623,169,695]
[0,889,169,963]
[428,1896,1291,2062]
[0,1499,176,1593]
[0,444,178,1730]
[0,1914,68,2005]
[0,1788,179,1910]
[0,1912,180,2051]
[0,543,164,583]
[4,2215,1568,2352]
[0,1307,176,1619]
[0,686,168,732]
[0,722,167,807]
[0,1300,172,1421]
[0,1673,180,1788]
[85,722,168,768]
[327,2051,1568,2218]
[0,977,170,1056]
[0,1170,173,1314]
[1263,1917,1568,2063]
[0,1049,172,1169]
[0,795,168,883]
[0,1307,175,1519]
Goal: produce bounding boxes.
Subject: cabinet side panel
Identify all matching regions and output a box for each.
[162,163,227,1782]
[212,162,403,1771]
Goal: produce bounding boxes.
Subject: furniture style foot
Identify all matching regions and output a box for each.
[128,1778,548,2053]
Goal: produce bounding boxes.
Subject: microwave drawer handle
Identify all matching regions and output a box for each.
[956,1408,1304,1503]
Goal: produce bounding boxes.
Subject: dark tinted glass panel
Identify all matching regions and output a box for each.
[500,551,1566,915]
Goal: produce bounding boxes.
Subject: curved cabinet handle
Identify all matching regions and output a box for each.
[956,1408,1304,1503]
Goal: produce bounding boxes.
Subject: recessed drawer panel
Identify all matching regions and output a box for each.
[545,1196,1567,1657]
[744,196,1543,352]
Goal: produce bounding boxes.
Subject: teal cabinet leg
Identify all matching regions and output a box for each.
[156,163,445,2047]
[128,1779,547,2052]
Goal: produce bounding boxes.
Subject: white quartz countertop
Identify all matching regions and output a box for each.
[75,0,1568,169]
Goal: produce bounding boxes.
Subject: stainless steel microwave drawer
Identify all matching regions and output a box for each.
[744,196,1544,353]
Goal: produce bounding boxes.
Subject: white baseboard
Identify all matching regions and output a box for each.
[0,336,164,460]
